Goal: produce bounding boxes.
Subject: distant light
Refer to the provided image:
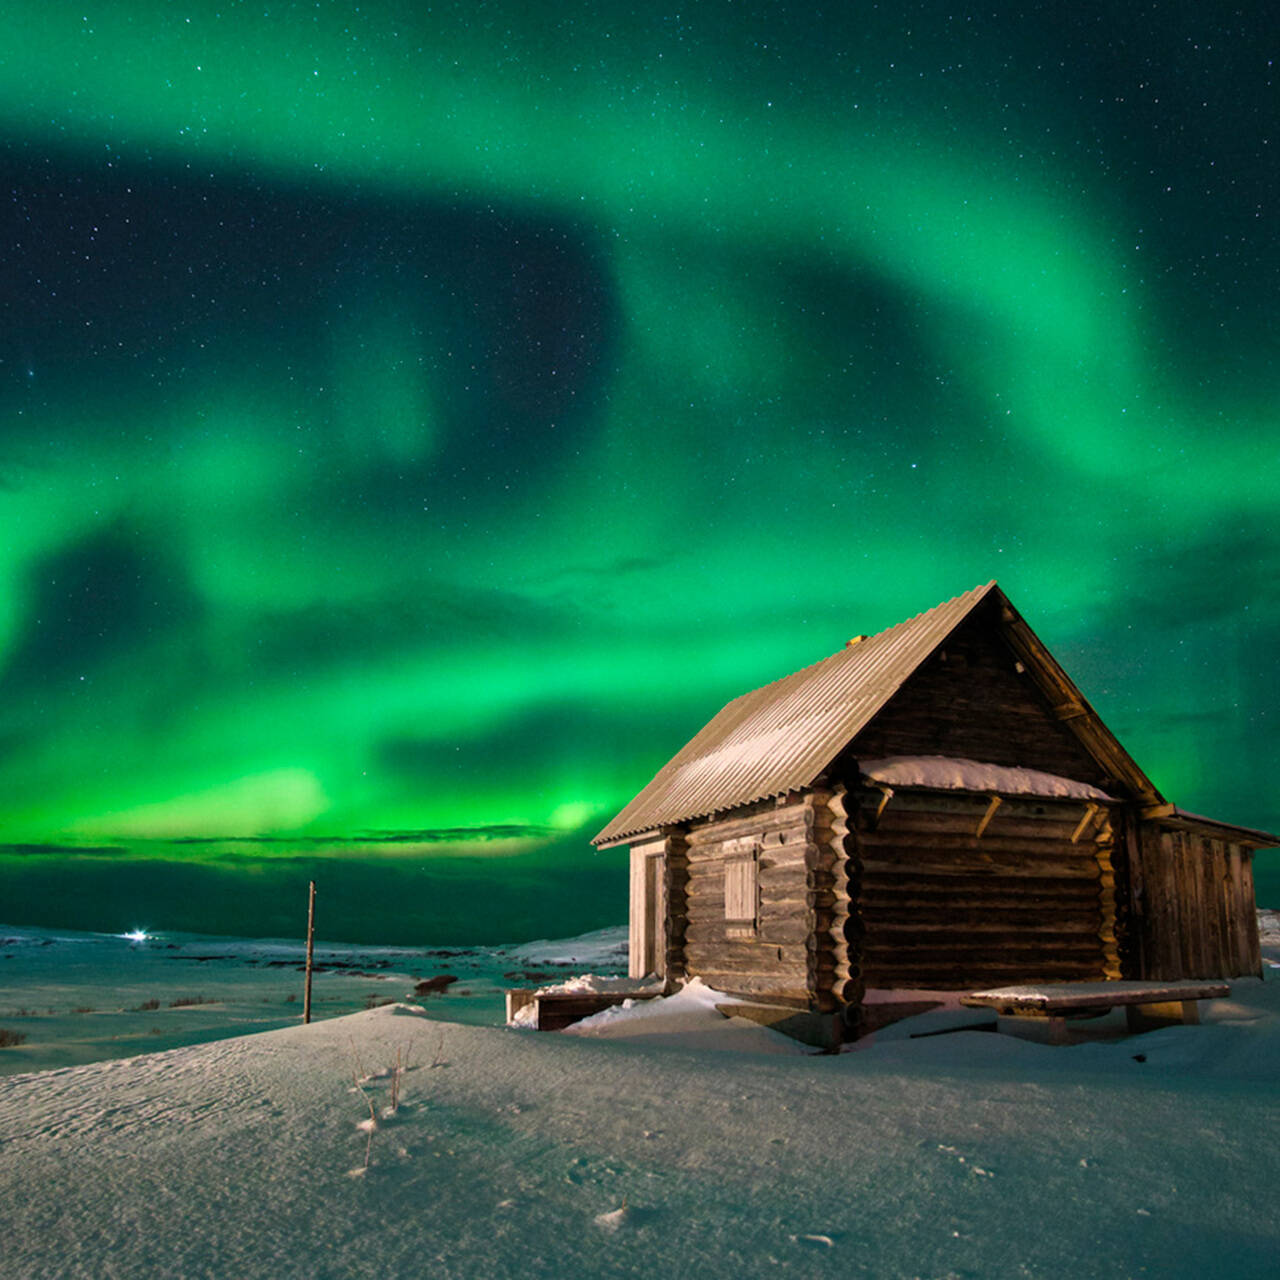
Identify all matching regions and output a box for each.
[122,929,150,943]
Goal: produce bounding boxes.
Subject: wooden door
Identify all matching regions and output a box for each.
[628,840,666,978]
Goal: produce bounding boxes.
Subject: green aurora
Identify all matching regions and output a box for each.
[1,3,1276,941]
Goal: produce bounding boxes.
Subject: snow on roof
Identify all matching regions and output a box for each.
[859,755,1113,801]
[594,582,1162,846]
[594,582,1002,844]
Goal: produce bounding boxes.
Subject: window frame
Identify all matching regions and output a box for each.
[723,844,759,938]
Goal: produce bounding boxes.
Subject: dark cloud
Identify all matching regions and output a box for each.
[349,825,553,845]
[1,150,619,509]
[0,522,204,688]
[529,554,676,592]
[248,576,588,677]
[166,824,554,847]
[0,833,626,945]
[0,843,125,857]
[378,701,701,792]
[0,727,37,766]
[1129,708,1237,733]
[1123,525,1280,632]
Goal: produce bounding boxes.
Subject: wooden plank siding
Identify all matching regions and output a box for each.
[1241,854,1263,975]
[849,789,1118,990]
[627,835,666,980]
[1132,826,1261,979]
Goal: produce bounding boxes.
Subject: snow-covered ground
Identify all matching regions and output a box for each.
[0,923,627,1076]
[1,923,1278,1278]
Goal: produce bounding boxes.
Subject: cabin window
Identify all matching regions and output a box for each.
[724,848,759,937]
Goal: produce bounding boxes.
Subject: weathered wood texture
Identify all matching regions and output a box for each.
[681,794,817,1005]
[1094,816,1122,979]
[715,1001,843,1048]
[844,607,1112,789]
[962,980,1229,1014]
[1134,825,1260,979]
[663,831,690,984]
[511,991,658,1032]
[627,835,666,980]
[656,788,1260,1009]
[1119,811,1148,978]
[817,786,861,1009]
[1242,853,1263,975]
[850,789,1117,990]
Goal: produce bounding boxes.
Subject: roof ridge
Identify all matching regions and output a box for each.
[717,580,997,712]
[594,582,998,845]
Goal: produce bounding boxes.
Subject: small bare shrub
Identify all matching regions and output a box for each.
[169,995,213,1008]
[0,1027,27,1048]
[388,1043,411,1112]
[133,998,161,1012]
[428,1029,447,1068]
[71,1006,95,1014]
[346,1039,416,1175]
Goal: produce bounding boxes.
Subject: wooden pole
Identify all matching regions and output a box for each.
[303,880,316,1025]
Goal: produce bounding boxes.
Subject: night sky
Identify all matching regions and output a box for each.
[2,2,1276,943]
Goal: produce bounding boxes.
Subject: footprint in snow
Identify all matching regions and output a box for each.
[791,1234,837,1248]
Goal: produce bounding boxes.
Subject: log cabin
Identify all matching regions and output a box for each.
[592,582,1276,1031]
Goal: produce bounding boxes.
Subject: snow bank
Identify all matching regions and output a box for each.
[860,754,1113,800]
[559,978,805,1054]
[1258,909,1280,947]
[505,975,663,1029]
[503,973,663,1028]
[515,972,660,998]
[507,925,628,968]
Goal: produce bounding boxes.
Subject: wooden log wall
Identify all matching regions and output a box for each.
[1094,815,1123,980]
[813,786,862,1010]
[663,831,690,985]
[851,788,1117,990]
[682,794,820,1008]
[1135,825,1261,979]
[847,608,1111,789]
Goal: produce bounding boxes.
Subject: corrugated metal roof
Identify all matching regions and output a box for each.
[594,582,999,846]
